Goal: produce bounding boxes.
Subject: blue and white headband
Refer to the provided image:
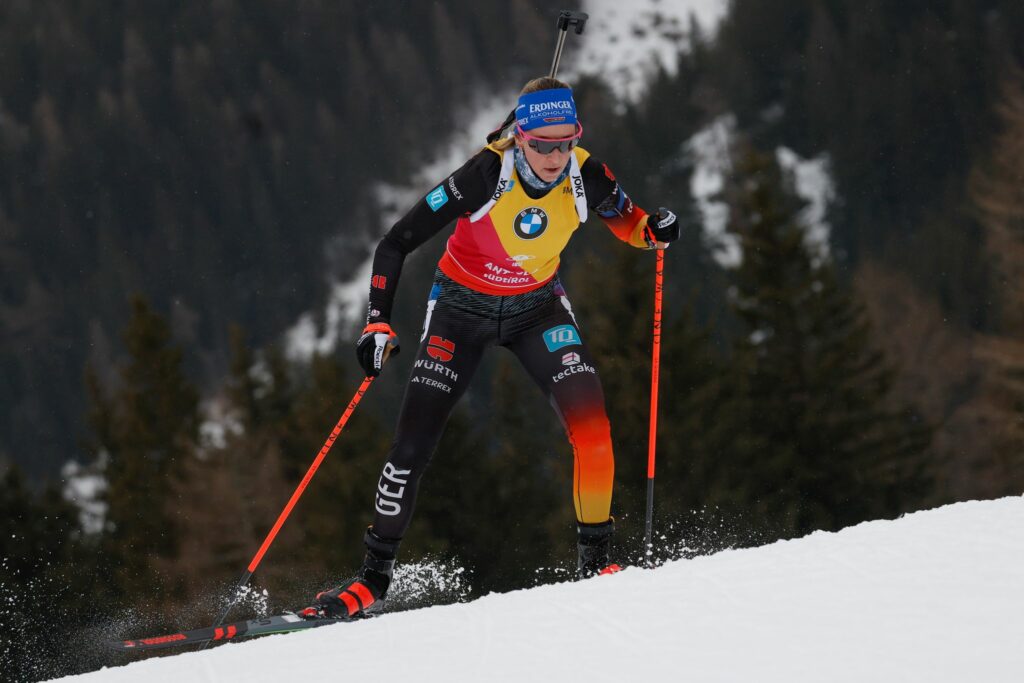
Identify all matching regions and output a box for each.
[515,87,578,131]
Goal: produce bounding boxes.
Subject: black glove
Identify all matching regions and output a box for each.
[356,323,400,377]
[645,207,680,246]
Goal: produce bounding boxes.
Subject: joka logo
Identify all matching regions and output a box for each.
[426,185,449,212]
[514,207,548,240]
[493,178,516,201]
[562,351,581,366]
[543,324,581,352]
[371,274,387,289]
[427,335,455,362]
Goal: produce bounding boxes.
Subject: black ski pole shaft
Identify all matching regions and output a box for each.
[550,10,589,79]
[550,29,569,78]
[645,478,655,564]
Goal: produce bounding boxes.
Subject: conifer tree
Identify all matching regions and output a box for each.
[722,147,932,536]
[967,70,1024,494]
[88,296,199,598]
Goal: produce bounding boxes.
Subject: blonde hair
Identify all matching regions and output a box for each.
[492,77,573,151]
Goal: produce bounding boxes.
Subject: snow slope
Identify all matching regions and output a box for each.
[55,497,1024,682]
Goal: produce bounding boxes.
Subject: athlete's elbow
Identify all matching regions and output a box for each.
[377,231,413,258]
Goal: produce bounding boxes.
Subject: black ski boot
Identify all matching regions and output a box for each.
[577,518,622,578]
[300,528,400,620]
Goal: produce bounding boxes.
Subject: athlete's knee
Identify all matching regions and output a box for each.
[386,434,440,471]
[563,401,613,445]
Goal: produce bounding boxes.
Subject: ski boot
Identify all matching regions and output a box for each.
[300,528,400,620]
[577,518,622,578]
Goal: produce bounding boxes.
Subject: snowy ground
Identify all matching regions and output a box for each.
[54,496,1024,682]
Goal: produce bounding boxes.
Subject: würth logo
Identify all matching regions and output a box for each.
[427,336,455,362]
[371,275,387,289]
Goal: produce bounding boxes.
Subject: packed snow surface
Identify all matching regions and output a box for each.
[54,497,1024,682]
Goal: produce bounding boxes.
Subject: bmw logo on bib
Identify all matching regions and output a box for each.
[514,207,548,240]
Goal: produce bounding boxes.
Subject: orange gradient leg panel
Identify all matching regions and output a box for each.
[561,402,615,524]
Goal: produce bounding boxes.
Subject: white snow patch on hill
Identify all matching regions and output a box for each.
[688,114,741,266]
[61,458,108,535]
[55,497,1024,683]
[776,146,835,260]
[572,0,729,101]
[686,117,838,268]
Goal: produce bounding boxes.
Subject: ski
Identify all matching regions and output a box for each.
[112,613,348,651]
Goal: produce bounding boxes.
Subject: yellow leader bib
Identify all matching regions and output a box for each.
[438,144,590,295]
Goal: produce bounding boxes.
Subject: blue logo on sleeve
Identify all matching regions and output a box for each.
[426,185,449,212]
[542,324,581,352]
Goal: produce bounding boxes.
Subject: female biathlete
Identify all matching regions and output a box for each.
[301,77,680,620]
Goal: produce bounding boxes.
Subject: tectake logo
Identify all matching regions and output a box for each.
[426,185,449,212]
[562,351,580,366]
[543,324,581,352]
[514,207,548,240]
[551,362,596,384]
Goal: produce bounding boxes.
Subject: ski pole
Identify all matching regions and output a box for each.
[644,248,665,568]
[487,9,589,143]
[205,375,375,640]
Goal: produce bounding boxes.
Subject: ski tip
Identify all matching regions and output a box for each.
[113,612,356,652]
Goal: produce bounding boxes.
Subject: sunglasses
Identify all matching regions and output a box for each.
[516,122,584,154]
